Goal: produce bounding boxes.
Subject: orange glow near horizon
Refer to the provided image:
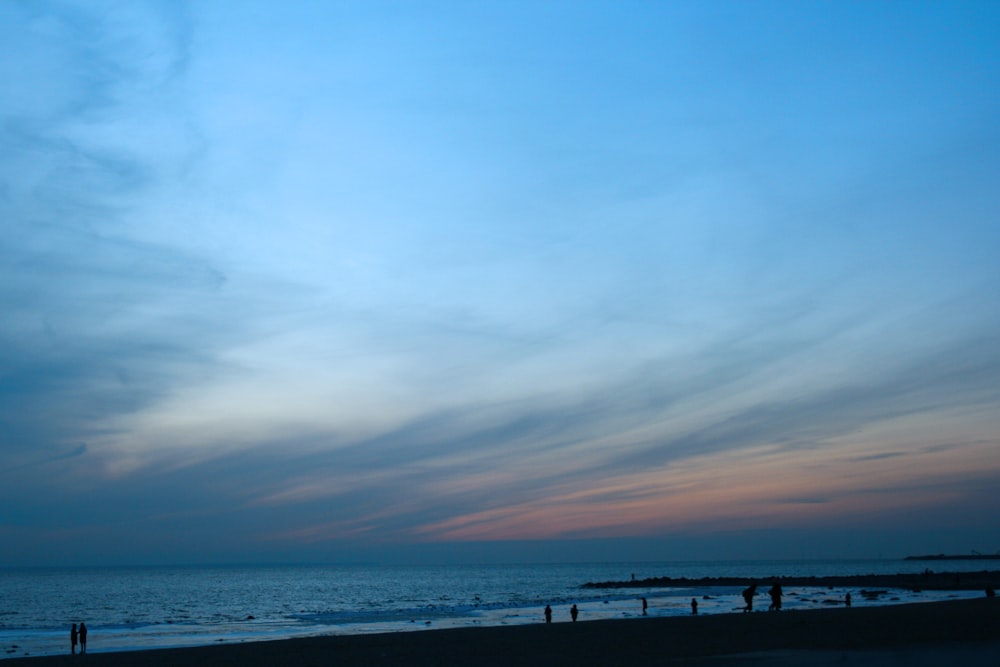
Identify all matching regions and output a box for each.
[406,435,1000,544]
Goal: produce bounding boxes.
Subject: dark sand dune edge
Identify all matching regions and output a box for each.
[6,598,998,667]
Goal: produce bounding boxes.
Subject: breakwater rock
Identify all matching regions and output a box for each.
[582,570,1000,592]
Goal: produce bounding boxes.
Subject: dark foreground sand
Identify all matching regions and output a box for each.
[6,598,998,667]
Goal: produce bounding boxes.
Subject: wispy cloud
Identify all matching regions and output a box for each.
[2,1,999,564]
[0,1,235,469]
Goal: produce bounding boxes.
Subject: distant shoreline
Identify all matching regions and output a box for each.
[583,569,1000,591]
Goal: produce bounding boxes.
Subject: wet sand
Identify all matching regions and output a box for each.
[5,597,998,666]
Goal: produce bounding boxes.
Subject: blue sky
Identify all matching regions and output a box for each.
[2,0,999,566]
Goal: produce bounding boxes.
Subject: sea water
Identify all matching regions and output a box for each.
[0,560,991,659]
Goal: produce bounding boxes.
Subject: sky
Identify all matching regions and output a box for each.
[2,0,999,567]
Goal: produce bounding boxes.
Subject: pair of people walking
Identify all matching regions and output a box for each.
[543,604,579,623]
[742,583,783,612]
[70,622,88,654]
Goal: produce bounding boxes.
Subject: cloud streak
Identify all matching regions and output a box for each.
[2,0,999,565]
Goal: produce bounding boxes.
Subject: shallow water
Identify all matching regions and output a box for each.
[0,560,991,659]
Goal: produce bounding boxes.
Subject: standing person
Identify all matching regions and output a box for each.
[544,605,552,624]
[570,604,578,622]
[79,622,88,654]
[768,583,783,611]
[742,585,756,612]
[691,598,698,615]
[641,597,648,615]
[70,624,78,655]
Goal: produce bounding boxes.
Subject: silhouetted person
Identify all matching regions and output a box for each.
[79,622,88,654]
[544,605,552,624]
[768,583,782,611]
[742,585,756,612]
[70,624,78,655]
[641,597,648,615]
[570,604,578,622]
[691,598,698,615]
[845,592,852,607]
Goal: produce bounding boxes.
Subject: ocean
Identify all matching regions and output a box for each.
[0,560,991,659]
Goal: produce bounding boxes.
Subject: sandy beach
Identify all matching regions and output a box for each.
[5,597,997,666]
